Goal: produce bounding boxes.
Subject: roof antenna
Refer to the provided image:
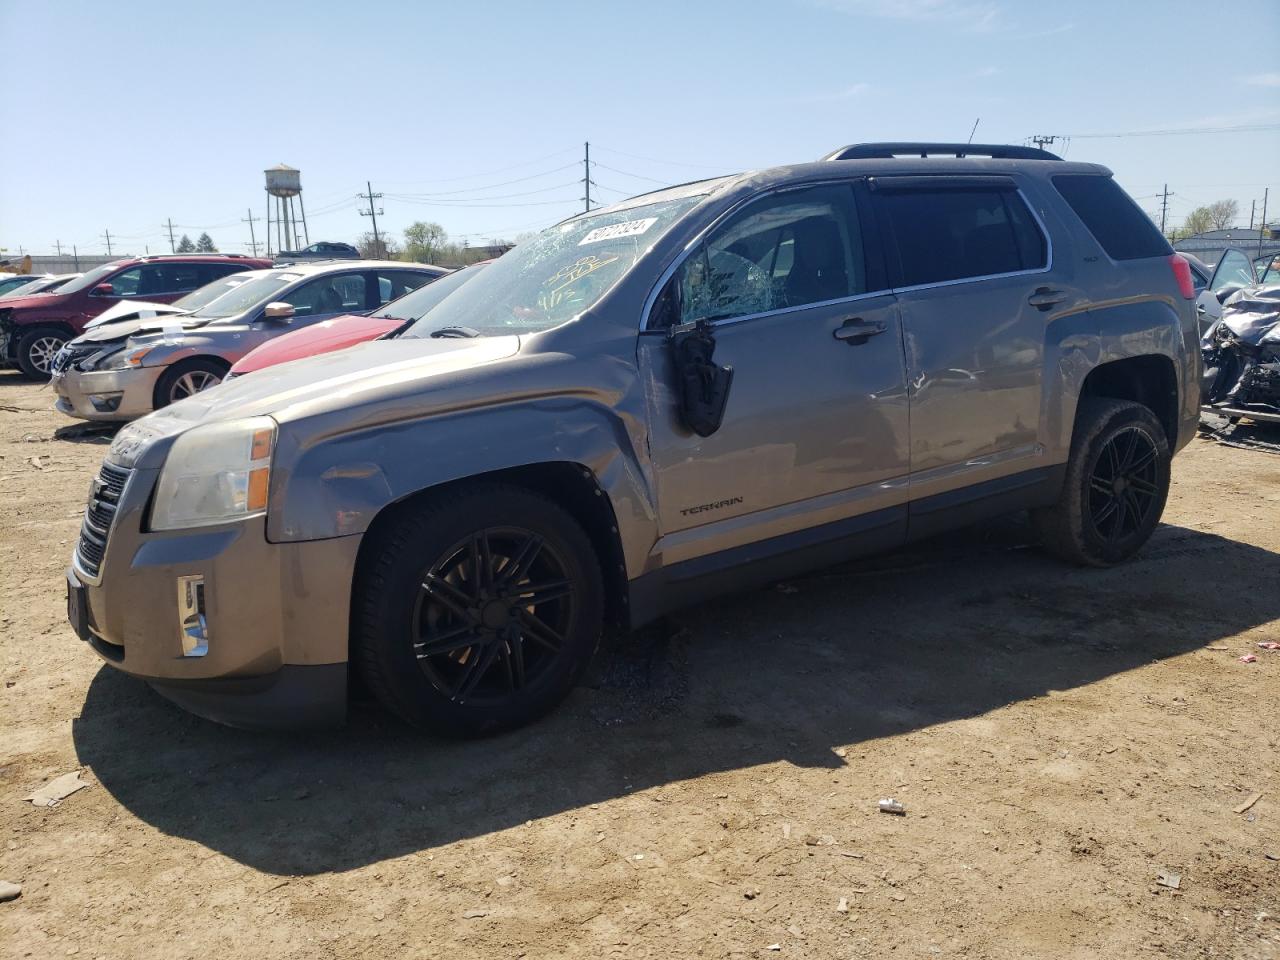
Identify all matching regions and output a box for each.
[967,118,980,144]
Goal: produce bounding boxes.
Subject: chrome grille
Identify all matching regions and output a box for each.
[52,342,103,374]
[76,461,131,579]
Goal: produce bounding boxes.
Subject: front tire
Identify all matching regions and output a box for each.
[16,327,68,380]
[1033,399,1171,566]
[354,483,604,736]
[152,357,227,409]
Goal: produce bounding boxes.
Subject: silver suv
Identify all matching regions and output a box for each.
[51,260,444,421]
[66,143,1201,735]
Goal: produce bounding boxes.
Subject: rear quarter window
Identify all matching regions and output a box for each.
[1052,175,1171,261]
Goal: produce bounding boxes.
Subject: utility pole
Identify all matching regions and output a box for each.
[358,181,384,253]
[101,229,113,256]
[1030,134,1059,153]
[242,208,261,257]
[72,245,79,270]
[163,218,177,254]
[967,118,980,144]
[581,141,598,212]
[53,240,63,256]
[1250,199,1256,231]
[1259,188,1269,256]
[1159,184,1172,237]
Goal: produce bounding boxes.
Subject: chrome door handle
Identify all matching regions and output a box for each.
[833,318,886,345]
[1028,287,1066,311]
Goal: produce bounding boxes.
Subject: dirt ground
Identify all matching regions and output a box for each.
[1,372,1277,960]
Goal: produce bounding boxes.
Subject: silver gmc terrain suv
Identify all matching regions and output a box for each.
[66,142,1202,735]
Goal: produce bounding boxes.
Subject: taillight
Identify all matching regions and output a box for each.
[1169,255,1195,300]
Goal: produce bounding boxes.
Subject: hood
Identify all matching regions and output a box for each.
[73,313,207,345]
[150,335,522,425]
[83,298,187,330]
[1218,286,1280,345]
[230,313,401,375]
[0,291,73,314]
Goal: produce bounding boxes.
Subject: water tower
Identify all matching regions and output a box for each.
[264,163,309,255]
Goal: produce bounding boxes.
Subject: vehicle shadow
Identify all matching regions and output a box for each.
[72,519,1280,876]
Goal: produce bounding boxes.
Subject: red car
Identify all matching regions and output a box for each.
[0,254,270,379]
[229,260,488,377]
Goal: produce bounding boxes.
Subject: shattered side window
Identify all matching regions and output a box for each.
[661,183,863,327]
[680,249,776,324]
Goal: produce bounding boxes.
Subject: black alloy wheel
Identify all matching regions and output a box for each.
[1085,425,1161,545]
[354,483,603,736]
[1032,398,1171,567]
[413,527,577,706]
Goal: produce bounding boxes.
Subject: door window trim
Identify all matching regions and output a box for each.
[640,178,891,333]
[872,181,1054,294]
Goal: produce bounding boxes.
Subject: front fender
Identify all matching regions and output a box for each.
[266,396,660,579]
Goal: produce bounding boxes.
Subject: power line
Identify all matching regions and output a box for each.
[591,145,731,172]
[384,181,580,203]
[378,148,580,187]
[385,162,580,199]
[591,161,671,186]
[1065,122,1280,140]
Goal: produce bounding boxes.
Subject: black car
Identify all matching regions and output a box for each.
[275,241,360,263]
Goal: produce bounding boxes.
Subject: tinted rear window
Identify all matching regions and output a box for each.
[877,186,1047,287]
[1052,175,1171,261]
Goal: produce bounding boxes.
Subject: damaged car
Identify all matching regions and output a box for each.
[1201,286,1280,425]
[51,261,444,421]
[65,142,1201,734]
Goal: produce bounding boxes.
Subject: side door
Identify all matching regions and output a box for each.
[279,270,372,324]
[870,175,1062,502]
[375,268,436,308]
[638,181,910,567]
[136,262,204,303]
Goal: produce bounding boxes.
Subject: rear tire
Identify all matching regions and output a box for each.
[152,357,228,409]
[354,483,603,737]
[16,327,68,380]
[1032,398,1171,566]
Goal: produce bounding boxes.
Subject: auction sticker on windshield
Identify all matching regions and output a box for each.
[579,218,658,245]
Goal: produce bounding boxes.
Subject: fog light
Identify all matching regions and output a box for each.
[88,393,122,413]
[177,575,208,657]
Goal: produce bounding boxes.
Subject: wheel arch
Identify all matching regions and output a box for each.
[1076,354,1179,446]
[352,461,632,649]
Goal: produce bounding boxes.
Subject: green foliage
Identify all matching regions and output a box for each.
[195,232,217,252]
[175,234,195,253]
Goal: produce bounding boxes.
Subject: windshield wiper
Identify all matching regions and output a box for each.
[429,326,482,339]
[381,316,415,339]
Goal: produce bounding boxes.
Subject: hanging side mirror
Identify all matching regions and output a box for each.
[669,320,734,437]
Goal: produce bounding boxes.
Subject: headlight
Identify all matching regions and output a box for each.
[151,417,276,530]
[97,346,152,370]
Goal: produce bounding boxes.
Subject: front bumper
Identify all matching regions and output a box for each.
[67,464,362,728]
[51,365,165,422]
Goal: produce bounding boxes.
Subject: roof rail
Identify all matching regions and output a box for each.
[822,142,1062,161]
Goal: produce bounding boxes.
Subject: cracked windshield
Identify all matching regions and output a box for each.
[403,194,703,338]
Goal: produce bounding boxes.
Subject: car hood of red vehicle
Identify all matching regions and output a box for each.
[0,292,72,314]
[230,313,401,374]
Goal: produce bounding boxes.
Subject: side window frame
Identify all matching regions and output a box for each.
[869,175,1052,291]
[642,178,891,332]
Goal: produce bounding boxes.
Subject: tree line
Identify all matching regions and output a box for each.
[1168,199,1240,241]
[356,221,517,266]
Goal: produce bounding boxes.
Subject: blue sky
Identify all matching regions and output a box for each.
[1,0,1277,258]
